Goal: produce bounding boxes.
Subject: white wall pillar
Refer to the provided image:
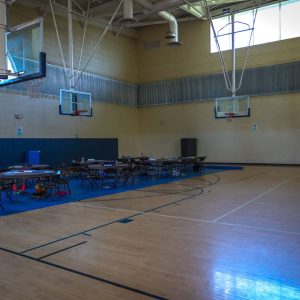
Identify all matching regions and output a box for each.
[68,0,74,89]
[0,2,7,75]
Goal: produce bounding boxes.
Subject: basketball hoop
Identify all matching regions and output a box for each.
[73,109,88,116]
[59,89,92,117]
[224,112,236,122]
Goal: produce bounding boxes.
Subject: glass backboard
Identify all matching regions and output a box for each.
[215,95,250,118]
[59,89,92,117]
[0,17,46,87]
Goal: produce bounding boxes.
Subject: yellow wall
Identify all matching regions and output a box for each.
[136,19,300,164]
[137,20,300,83]
[0,90,140,156]
[3,7,300,164]
[7,4,138,83]
[2,4,140,157]
[138,93,300,164]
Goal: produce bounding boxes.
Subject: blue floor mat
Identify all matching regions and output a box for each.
[0,166,242,217]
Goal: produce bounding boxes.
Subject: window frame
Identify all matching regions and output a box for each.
[210,0,300,53]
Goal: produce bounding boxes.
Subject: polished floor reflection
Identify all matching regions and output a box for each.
[0,166,300,299]
[214,271,300,300]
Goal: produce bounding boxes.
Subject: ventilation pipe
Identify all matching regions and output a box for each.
[158,11,182,47]
[119,0,137,24]
[133,0,183,46]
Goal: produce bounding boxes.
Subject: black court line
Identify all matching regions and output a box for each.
[187,175,221,185]
[83,190,183,203]
[20,179,214,254]
[38,241,87,260]
[140,189,194,193]
[0,174,228,299]
[140,182,211,193]
[134,189,174,194]
[177,183,212,189]
[175,194,200,197]
[20,175,219,254]
[143,190,204,214]
[21,189,206,254]
[82,232,92,236]
[2,177,219,297]
[21,211,143,254]
[0,246,167,300]
[219,172,266,184]
[82,176,217,204]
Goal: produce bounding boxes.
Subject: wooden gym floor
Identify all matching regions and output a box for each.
[1,166,300,299]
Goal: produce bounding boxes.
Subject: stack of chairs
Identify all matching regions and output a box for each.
[35,168,71,199]
[196,156,206,172]
[101,168,119,188]
[144,162,157,177]
[0,179,12,209]
[64,165,81,178]
[119,166,137,185]
[159,161,170,177]
[52,168,72,197]
[179,157,198,174]
[0,170,14,208]
[80,166,99,187]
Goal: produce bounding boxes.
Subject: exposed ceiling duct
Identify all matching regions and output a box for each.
[158,11,182,47]
[132,0,185,46]
[119,0,138,24]
[134,0,200,20]
[12,0,288,35]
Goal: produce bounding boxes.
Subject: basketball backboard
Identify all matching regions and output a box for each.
[215,95,250,118]
[59,89,92,117]
[0,17,46,87]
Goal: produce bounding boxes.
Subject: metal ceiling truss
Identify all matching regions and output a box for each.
[12,0,288,32]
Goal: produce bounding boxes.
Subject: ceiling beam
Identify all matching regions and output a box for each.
[49,1,138,37]
[207,0,287,18]
[180,3,206,19]
[127,16,197,27]
[88,0,119,15]
[133,0,200,21]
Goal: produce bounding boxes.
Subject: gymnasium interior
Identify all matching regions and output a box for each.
[0,0,300,299]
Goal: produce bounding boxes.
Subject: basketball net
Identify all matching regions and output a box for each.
[73,109,88,117]
[225,112,236,122]
[24,78,44,98]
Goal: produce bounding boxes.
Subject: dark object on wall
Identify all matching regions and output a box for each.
[181,138,197,157]
[0,138,118,168]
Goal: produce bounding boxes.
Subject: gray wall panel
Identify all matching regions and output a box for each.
[3,63,137,107]
[2,60,300,108]
[138,61,300,107]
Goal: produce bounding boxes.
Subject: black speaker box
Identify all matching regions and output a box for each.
[181,138,197,157]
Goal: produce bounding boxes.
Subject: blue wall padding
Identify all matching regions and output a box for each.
[0,138,118,168]
[26,150,40,164]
